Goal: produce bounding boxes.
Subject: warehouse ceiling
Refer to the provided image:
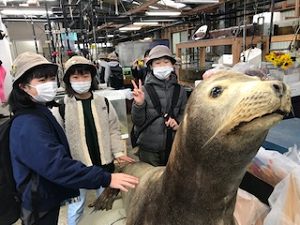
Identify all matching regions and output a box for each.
[0,0,290,44]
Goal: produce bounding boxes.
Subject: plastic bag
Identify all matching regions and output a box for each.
[234,188,270,225]
[230,62,268,80]
[230,62,255,73]
[284,144,300,165]
[264,168,300,225]
[248,147,299,186]
[202,64,229,79]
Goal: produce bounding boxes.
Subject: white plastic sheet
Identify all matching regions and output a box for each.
[234,189,270,225]
[284,144,300,165]
[264,168,300,225]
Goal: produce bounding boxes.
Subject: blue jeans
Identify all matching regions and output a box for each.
[68,187,104,225]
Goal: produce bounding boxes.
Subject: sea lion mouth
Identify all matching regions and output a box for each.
[230,109,287,133]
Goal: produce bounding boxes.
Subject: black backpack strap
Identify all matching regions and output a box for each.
[104,97,109,114]
[100,66,105,83]
[31,173,39,224]
[168,84,181,118]
[131,115,161,148]
[135,115,160,137]
[144,84,162,116]
[165,84,181,164]
[58,103,65,121]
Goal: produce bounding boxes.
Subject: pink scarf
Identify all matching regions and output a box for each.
[0,66,6,102]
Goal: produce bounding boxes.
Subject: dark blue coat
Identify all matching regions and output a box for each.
[9,104,111,211]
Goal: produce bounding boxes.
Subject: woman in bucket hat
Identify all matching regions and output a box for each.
[131,48,151,85]
[131,45,187,166]
[107,52,124,89]
[5,52,138,225]
[51,55,136,225]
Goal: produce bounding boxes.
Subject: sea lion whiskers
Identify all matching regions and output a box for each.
[202,85,287,148]
[201,98,246,148]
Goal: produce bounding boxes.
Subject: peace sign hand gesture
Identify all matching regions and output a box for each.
[131,79,145,105]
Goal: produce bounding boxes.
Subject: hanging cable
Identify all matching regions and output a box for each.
[44,0,56,60]
[91,0,98,61]
[242,0,247,62]
[118,0,127,14]
[115,0,118,15]
[61,0,72,55]
[268,0,275,53]
[30,16,39,53]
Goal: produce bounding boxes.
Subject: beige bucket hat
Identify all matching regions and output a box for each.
[108,52,118,61]
[175,56,182,65]
[147,45,176,66]
[64,56,97,81]
[98,52,107,59]
[11,52,57,83]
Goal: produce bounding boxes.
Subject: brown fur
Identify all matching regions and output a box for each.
[104,71,291,225]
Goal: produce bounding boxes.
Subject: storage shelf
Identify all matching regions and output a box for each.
[176,34,300,86]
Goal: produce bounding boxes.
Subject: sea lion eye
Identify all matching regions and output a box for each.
[210,86,223,98]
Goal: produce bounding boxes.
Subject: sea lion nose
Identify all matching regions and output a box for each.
[271,81,286,97]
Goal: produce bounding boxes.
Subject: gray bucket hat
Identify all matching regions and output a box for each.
[147,45,176,66]
[64,56,97,81]
[11,52,58,83]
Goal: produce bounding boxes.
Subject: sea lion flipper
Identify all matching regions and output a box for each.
[88,187,120,211]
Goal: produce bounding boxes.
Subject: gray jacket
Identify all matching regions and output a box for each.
[131,72,187,152]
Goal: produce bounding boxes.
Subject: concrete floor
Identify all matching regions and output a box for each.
[5,112,137,225]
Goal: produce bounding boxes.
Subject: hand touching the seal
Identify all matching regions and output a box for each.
[165,115,179,131]
[131,79,145,105]
[116,155,135,164]
[110,173,139,192]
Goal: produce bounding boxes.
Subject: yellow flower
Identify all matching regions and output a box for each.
[281,59,293,70]
[265,51,293,70]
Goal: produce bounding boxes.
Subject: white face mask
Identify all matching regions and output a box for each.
[71,81,91,94]
[28,81,58,103]
[153,66,173,80]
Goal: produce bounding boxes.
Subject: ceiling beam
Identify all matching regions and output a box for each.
[94,0,161,32]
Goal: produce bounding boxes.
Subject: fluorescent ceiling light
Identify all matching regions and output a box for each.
[132,1,140,5]
[146,10,181,16]
[107,34,114,38]
[133,22,159,25]
[174,0,218,3]
[158,0,186,9]
[0,8,51,15]
[119,26,141,31]
[148,5,159,10]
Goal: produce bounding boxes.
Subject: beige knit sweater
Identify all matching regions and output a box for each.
[51,93,125,166]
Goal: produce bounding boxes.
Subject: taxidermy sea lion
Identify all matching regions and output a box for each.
[93,70,291,225]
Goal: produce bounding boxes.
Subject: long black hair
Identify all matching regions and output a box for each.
[4,65,57,113]
[64,64,98,97]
